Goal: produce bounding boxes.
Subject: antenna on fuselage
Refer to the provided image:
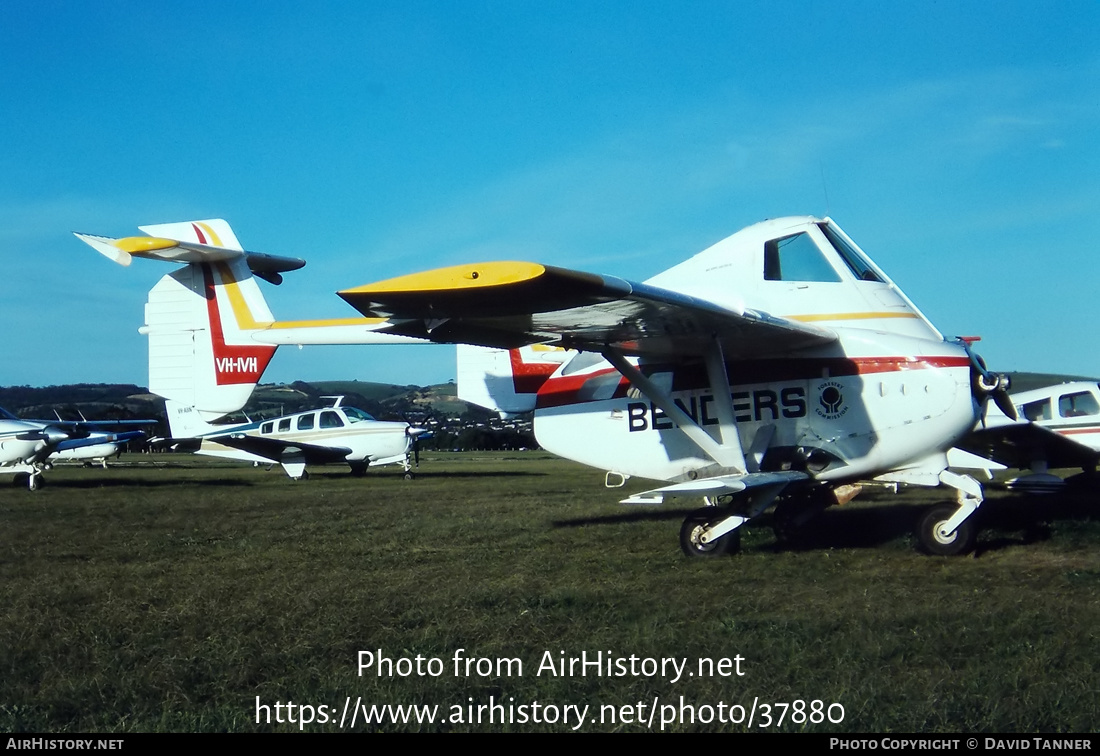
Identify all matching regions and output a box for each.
[819,162,831,218]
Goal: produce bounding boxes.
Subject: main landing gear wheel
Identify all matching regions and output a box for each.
[680,508,741,557]
[771,503,806,549]
[916,504,977,556]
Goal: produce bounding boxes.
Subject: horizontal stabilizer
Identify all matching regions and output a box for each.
[75,218,305,282]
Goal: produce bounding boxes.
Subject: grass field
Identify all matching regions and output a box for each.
[1,453,1098,733]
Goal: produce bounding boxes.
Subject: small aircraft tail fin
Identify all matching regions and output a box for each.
[76,220,288,416]
[145,254,277,416]
[456,344,568,415]
[163,400,230,439]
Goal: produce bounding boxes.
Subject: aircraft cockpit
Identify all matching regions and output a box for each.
[1020,384,1100,423]
[258,405,377,435]
[761,221,886,285]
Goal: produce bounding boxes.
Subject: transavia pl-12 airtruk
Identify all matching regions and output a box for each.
[79,216,1019,556]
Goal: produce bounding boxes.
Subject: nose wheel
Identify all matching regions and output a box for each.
[916,503,977,556]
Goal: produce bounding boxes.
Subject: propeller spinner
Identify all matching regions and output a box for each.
[958,337,1017,423]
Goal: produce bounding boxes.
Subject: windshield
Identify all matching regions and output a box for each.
[343,407,376,423]
[819,223,883,283]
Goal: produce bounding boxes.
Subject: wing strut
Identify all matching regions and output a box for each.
[603,343,747,474]
[702,338,749,472]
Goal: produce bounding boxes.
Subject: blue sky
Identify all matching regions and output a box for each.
[2,1,1098,389]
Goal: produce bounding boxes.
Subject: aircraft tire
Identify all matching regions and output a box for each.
[12,473,31,489]
[916,504,976,556]
[680,508,741,558]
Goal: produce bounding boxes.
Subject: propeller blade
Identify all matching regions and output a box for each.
[992,388,1018,422]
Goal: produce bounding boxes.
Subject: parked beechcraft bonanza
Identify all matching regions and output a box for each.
[956,381,1100,493]
[165,397,429,480]
[79,216,1015,556]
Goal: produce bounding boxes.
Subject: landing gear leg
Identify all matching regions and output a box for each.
[677,483,787,558]
[915,470,982,556]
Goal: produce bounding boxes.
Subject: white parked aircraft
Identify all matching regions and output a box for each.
[79,216,1011,555]
[49,442,125,468]
[1,407,147,489]
[165,396,429,479]
[956,381,1100,492]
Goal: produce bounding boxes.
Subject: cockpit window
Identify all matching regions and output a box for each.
[819,223,883,282]
[1022,398,1052,422]
[763,233,842,283]
[343,408,376,423]
[320,411,344,428]
[1059,391,1099,418]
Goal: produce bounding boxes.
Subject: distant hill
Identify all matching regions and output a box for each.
[0,384,159,422]
[0,380,491,435]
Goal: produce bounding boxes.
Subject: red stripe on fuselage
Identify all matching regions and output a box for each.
[1058,427,1100,436]
[534,355,970,410]
[510,349,559,394]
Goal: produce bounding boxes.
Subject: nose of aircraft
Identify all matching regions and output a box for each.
[956,337,1017,423]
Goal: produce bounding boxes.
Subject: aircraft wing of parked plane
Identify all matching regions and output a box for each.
[0,407,150,489]
[81,215,1018,556]
[954,381,1100,491]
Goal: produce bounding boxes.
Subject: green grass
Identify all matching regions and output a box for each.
[1,454,1098,732]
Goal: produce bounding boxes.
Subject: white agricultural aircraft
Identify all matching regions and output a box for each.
[78,216,1015,556]
[956,381,1100,493]
[165,396,429,480]
[1,407,148,489]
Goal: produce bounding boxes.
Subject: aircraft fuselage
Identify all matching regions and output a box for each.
[534,330,976,485]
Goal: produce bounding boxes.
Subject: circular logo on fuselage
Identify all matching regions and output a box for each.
[816,380,847,419]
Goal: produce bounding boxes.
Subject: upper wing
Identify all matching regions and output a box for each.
[211,433,352,465]
[958,423,1100,470]
[338,261,836,358]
